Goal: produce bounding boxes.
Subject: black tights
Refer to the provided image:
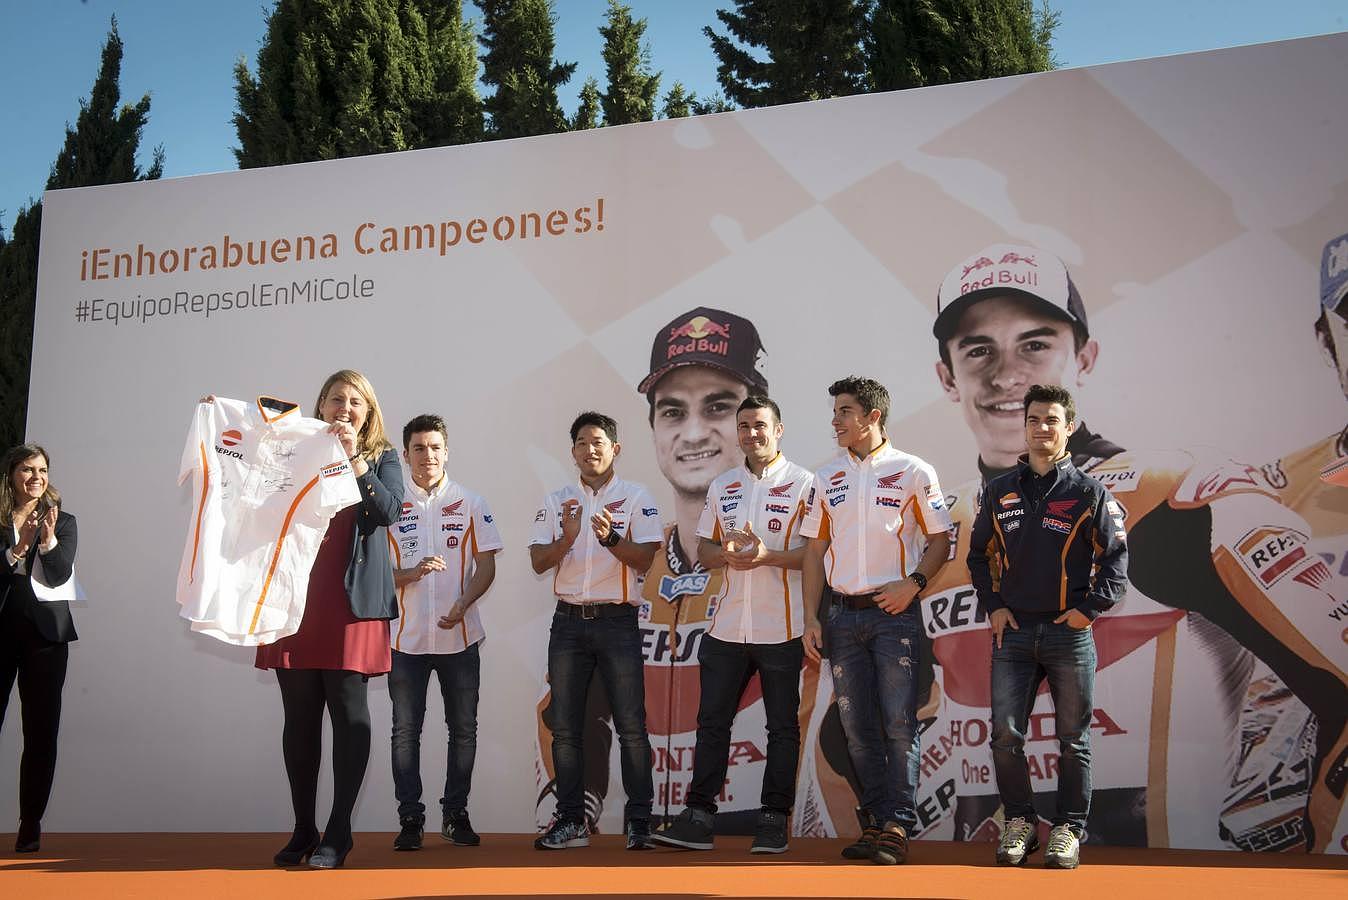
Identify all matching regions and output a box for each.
[276,669,370,845]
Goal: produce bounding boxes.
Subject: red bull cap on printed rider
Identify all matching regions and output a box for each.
[1322,231,1348,315]
[933,243,1089,343]
[637,306,769,395]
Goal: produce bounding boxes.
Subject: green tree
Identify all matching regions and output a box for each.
[233,0,482,168]
[867,0,1058,92]
[691,93,735,115]
[599,0,659,126]
[571,76,603,130]
[704,0,868,109]
[478,0,576,139]
[0,18,163,449]
[661,82,735,118]
[661,82,694,119]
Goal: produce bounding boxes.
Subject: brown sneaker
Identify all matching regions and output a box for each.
[872,821,909,865]
[841,808,881,860]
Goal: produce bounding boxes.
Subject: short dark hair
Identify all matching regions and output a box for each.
[402,414,448,450]
[1023,384,1076,423]
[737,394,781,424]
[571,411,618,444]
[829,376,890,427]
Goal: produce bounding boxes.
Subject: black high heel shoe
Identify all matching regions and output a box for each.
[15,820,40,853]
[273,826,321,866]
[308,834,353,869]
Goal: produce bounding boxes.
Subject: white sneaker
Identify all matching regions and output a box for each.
[1044,823,1080,869]
[995,816,1039,866]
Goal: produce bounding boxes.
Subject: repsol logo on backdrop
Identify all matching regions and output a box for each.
[640,625,706,664]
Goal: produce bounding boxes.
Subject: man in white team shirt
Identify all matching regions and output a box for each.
[386,414,501,852]
[801,376,953,866]
[530,412,664,851]
[651,395,814,854]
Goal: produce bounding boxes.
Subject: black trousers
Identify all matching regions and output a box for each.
[687,634,803,816]
[275,669,371,840]
[0,610,69,824]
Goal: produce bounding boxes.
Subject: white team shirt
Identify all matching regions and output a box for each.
[176,397,360,645]
[696,454,815,643]
[528,475,663,604]
[800,441,953,595]
[388,473,503,655]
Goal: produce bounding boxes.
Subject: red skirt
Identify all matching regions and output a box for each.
[255,506,390,676]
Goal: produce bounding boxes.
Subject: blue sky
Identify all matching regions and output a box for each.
[1,0,1345,235]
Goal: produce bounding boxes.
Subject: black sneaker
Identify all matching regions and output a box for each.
[872,821,908,865]
[625,817,654,850]
[442,808,480,846]
[841,807,880,860]
[650,807,715,850]
[750,808,788,854]
[393,816,423,851]
[534,817,589,850]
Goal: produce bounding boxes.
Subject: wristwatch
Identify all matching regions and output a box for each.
[599,528,622,548]
[908,571,928,592]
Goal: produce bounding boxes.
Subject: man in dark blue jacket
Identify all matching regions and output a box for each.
[968,384,1127,869]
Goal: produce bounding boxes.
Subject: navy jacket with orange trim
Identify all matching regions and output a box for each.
[967,454,1127,622]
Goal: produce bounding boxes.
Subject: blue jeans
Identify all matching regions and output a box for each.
[826,604,921,830]
[546,607,653,824]
[990,619,1097,831]
[389,644,480,820]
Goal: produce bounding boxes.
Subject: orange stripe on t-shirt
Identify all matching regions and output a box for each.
[780,501,805,638]
[189,441,210,585]
[247,475,321,635]
[1058,510,1092,610]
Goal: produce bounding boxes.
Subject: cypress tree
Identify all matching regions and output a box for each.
[704,0,868,108]
[867,0,1058,92]
[233,0,483,167]
[571,77,603,130]
[478,0,576,139]
[598,0,659,127]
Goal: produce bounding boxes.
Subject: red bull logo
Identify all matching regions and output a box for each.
[999,252,1037,266]
[669,315,731,341]
[666,315,732,362]
[221,429,242,447]
[962,256,996,278]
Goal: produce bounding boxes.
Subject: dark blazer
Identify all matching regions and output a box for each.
[343,448,403,620]
[2,510,78,643]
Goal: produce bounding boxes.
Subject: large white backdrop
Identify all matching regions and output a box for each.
[9,33,1348,843]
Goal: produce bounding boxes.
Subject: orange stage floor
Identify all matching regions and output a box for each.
[3,833,1346,899]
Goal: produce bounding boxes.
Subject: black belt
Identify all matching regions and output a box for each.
[831,589,880,611]
[555,600,637,620]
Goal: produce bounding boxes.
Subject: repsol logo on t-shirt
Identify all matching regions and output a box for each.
[214,444,244,460]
